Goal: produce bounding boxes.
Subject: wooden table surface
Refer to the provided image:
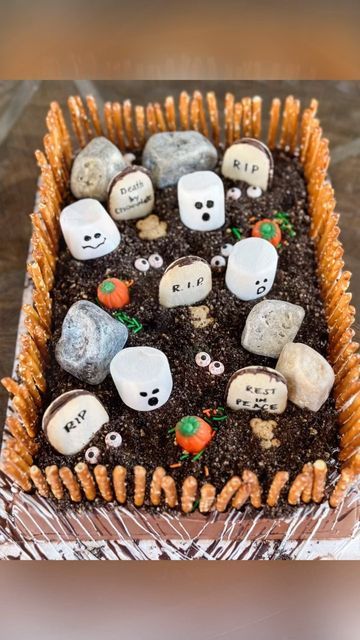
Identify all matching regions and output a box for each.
[0,80,359,433]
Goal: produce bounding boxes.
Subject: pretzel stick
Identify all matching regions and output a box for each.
[59,467,81,502]
[30,466,49,497]
[50,101,73,167]
[339,435,360,462]
[190,95,200,132]
[146,103,157,134]
[18,366,42,408]
[266,471,289,507]
[86,95,103,136]
[104,101,116,144]
[160,475,178,507]
[199,483,216,513]
[340,422,360,448]
[6,416,38,454]
[288,471,310,505]
[329,467,355,507]
[224,92,234,146]
[112,102,126,151]
[133,465,146,507]
[164,95,176,131]
[123,100,135,148]
[154,102,166,132]
[135,105,145,147]
[280,95,293,148]
[336,381,360,412]
[242,469,262,508]
[150,466,166,506]
[67,96,87,147]
[347,452,360,474]
[94,465,113,501]
[333,343,359,377]
[340,406,360,434]
[0,459,32,491]
[75,462,96,500]
[2,378,37,422]
[288,98,300,153]
[241,97,252,137]
[30,212,57,256]
[45,465,64,499]
[75,95,93,141]
[268,98,281,149]
[6,438,33,466]
[19,347,46,393]
[252,96,262,139]
[215,476,241,512]
[193,91,208,137]
[338,393,360,426]
[181,476,198,513]
[311,460,328,503]
[2,447,30,474]
[232,482,250,509]
[206,92,220,145]
[233,102,242,141]
[299,462,314,504]
[179,91,190,130]
[111,465,127,503]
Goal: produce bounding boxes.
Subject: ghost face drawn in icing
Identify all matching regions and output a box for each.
[60,198,121,261]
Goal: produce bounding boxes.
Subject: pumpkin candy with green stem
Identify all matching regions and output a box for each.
[97,277,131,310]
[251,218,282,247]
[175,416,213,454]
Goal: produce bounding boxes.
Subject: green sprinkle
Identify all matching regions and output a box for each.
[192,450,205,461]
[191,498,200,512]
[231,226,242,240]
[212,415,228,422]
[167,427,176,433]
[180,452,190,460]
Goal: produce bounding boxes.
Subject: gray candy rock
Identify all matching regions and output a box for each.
[55,301,128,385]
[241,299,305,358]
[70,137,126,201]
[142,131,218,188]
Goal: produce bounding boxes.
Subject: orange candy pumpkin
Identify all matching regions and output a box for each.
[175,416,213,454]
[251,219,282,247]
[97,278,131,310]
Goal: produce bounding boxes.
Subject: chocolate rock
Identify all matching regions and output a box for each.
[221,138,273,191]
[225,237,278,301]
[159,256,212,308]
[42,390,109,455]
[276,343,335,412]
[108,166,155,221]
[142,131,218,188]
[70,136,126,201]
[60,198,121,261]
[226,365,288,414]
[177,171,225,231]
[55,300,128,385]
[110,346,173,412]
[241,299,305,358]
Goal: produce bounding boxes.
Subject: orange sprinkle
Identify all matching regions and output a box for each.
[204,465,209,477]
[202,408,212,417]
[169,462,182,469]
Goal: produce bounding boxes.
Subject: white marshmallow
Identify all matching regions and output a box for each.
[110,346,173,412]
[177,171,225,231]
[225,237,278,301]
[60,198,121,260]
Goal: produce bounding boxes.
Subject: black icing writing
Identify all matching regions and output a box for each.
[245,385,276,395]
[119,179,144,194]
[233,160,259,173]
[63,409,87,433]
[172,277,204,293]
[115,195,151,214]
[236,399,278,410]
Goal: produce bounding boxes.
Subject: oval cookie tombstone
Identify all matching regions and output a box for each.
[226,366,288,414]
[159,256,212,308]
[42,390,109,455]
[108,166,155,221]
[221,138,273,191]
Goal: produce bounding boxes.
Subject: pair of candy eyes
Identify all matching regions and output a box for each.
[84,232,102,241]
[210,242,234,268]
[195,352,224,375]
[227,186,262,200]
[195,200,214,209]
[85,432,122,463]
[135,254,163,272]
[140,388,159,397]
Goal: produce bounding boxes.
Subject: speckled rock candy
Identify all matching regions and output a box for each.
[70,136,126,201]
[55,301,128,385]
[241,299,305,358]
[142,131,218,188]
[276,342,335,412]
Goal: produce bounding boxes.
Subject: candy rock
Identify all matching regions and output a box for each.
[70,136,126,201]
[142,131,218,188]
[225,237,278,301]
[226,366,288,414]
[108,166,155,221]
[55,300,128,385]
[241,299,305,358]
[276,342,335,412]
[159,256,212,308]
[110,346,173,412]
[177,171,225,231]
[42,390,109,455]
[221,138,273,191]
[60,198,121,260]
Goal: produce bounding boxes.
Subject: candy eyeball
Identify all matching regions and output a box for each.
[209,360,224,375]
[134,257,150,272]
[221,243,234,257]
[226,187,241,201]
[211,255,226,268]
[195,352,211,367]
[85,446,101,464]
[105,431,123,448]
[148,253,164,269]
[246,185,262,199]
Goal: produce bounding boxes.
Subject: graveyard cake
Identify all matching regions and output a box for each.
[1,92,359,522]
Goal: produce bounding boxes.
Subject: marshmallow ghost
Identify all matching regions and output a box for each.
[60,198,121,260]
[225,237,278,301]
[177,171,225,231]
[110,346,173,412]
[221,138,274,191]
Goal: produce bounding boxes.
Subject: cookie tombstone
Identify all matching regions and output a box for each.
[226,366,288,414]
[108,166,155,221]
[42,390,109,455]
[60,198,121,260]
[221,138,273,191]
[159,256,212,308]
[110,346,173,412]
[177,171,225,231]
[225,237,278,301]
